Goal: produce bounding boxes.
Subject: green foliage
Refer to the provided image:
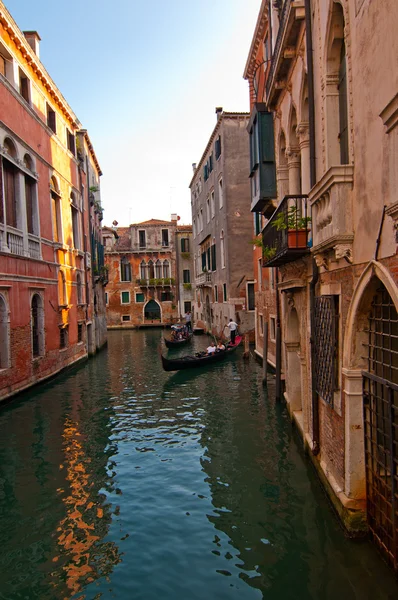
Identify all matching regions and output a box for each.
[272,206,311,231]
[183,283,192,290]
[181,252,191,260]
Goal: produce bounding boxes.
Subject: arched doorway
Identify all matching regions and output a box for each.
[363,282,398,571]
[145,300,161,322]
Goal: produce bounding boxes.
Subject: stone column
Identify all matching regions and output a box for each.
[286,147,301,195]
[297,122,310,194]
[276,165,289,199]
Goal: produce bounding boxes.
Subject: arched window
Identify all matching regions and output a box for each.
[0,295,9,369]
[76,273,83,304]
[51,176,62,243]
[155,260,162,279]
[140,260,147,281]
[25,155,37,235]
[70,192,80,249]
[31,293,44,358]
[163,260,170,279]
[148,260,155,280]
[3,138,18,229]
[58,270,67,306]
[220,230,225,269]
[120,256,131,282]
[326,2,349,166]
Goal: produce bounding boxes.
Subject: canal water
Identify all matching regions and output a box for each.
[0,330,397,600]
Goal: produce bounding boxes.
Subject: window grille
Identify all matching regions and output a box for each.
[314,295,338,406]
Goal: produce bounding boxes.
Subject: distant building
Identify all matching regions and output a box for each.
[103,216,193,327]
[0,2,106,403]
[190,109,254,338]
[175,224,194,319]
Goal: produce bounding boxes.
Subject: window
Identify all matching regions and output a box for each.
[247,282,255,311]
[220,230,225,268]
[78,323,83,343]
[148,260,155,279]
[263,33,269,64]
[259,314,264,335]
[184,301,192,313]
[0,294,9,368]
[208,153,213,173]
[19,68,30,103]
[120,257,132,281]
[25,157,37,235]
[155,260,162,279]
[193,220,196,238]
[51,178,62,243]
[60,326,68,349]
[58,270,67,306]
[163,260,170,279]
[206,197,210,223]
[211,244,216,271]
[200,209,203,231]
[258,258,262,287]
[214,285,218,303]
[218,178,223,209]
[183,269,190,283]
[3,157,18,229]
[254,212,261,236]
[71,204,80,249]
[270,267,275,290]
[139,230,146,248]
[339,43,349,164]
[181,238,189,252]
[204,163,209,181]
[47,103,56,134]
[136,293,145,303]
[223,283,227,302]
[140,260,147,280]
[161,291,172,301]
[162,229,169,247]
[122,315,131,322]
[31,293,44,357]
[105,292,109,305]
[215,136,222,160]
[121,291,130,304]
[76,273,83,304]
[67,130,76,155]
[0,54,6,77]
[210,190,215,218]
[270,317,276,341]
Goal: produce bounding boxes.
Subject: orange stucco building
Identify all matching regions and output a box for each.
[0,3,106,402]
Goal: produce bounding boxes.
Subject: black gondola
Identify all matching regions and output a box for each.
[161,336,242,371]
[164,332,193,348]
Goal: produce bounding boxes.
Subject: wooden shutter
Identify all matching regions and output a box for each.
[338,44,349,165]
[211,244,216,271]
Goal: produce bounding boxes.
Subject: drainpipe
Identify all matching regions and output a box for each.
[305,0,320,454]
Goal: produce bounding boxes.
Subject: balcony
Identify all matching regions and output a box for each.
[137,278,174,287]
[195,272,212,287]
[309,165,354,261]
[266,0,305,109]
[262,195,310,267]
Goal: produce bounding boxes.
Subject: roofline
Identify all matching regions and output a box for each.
[0,3,80,128]
[243,0,269,81]
[189,111,249,188]
[78,129,102,176]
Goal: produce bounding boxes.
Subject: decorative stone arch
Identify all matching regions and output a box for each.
[342,260,398,500]
[23,152,34,172]
[3,136,18,160]
[144,299,161,321]
[324,0,351,167]
[0,292,10,369]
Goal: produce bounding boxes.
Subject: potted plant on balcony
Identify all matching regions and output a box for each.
[250,237,277,261]
[272,206,311,249]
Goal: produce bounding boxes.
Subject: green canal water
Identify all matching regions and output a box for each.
[0,329,397,600]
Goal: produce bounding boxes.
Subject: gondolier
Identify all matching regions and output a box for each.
[228,318,238,345]
[185,310,192,332]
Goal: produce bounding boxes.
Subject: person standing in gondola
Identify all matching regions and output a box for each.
[228,318,238,345]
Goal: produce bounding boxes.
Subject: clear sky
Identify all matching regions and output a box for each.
[6,0,260,227]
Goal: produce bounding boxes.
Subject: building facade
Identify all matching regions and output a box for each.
[175,224,194,319]
[190,109,255,338]
[103,217,192,328]
[0,3,106,402]
[244,0,398,570]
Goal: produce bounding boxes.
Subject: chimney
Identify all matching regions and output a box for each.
[23,31,41,58]
[215,106,223,120]
[192,163,197,172]
[171,213,178,222]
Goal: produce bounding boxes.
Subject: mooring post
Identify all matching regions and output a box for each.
[263,322,268,386]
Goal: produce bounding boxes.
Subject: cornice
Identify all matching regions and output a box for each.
[0,3,80,128]
[243,0,269,80]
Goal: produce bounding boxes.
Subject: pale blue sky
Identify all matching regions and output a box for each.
[6,0,260,226]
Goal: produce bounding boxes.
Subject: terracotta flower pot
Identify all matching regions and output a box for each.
[287,229,308,248]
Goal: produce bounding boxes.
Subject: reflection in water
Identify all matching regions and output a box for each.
[0,329,397,600]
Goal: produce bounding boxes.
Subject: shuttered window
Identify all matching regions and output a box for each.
[338,43,349,165]
[211,244,216,271]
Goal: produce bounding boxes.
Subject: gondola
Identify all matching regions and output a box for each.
[163,323,193,348]
[161,336,242,371]
[164,332,193,348]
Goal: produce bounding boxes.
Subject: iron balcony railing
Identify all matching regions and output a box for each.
[262,194,310,267]
[265,0,291,100]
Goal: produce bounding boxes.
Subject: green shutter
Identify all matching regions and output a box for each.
[259,111,276,199]
[211,244,216,271]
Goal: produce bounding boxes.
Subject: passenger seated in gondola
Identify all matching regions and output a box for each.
[207,342,216,355]
[216,341,225,352]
